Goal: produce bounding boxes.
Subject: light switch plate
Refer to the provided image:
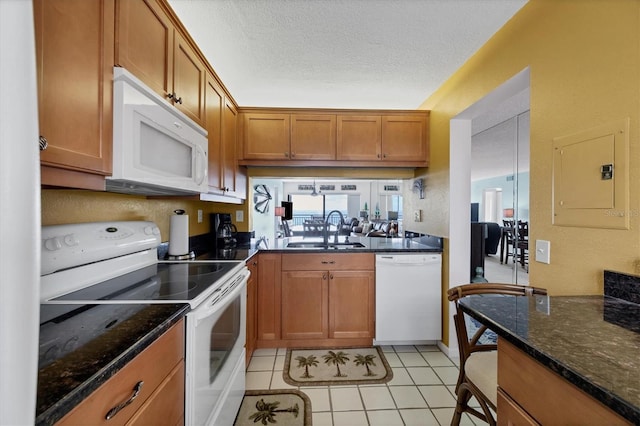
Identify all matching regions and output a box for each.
[535,240,551,264]
[236,210,244,222]
[197,209,203,223]
[414,210,422,222]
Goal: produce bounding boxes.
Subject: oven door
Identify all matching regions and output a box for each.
[186,274,247,426]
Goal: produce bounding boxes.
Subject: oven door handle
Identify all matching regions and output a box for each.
[193,271,249,324]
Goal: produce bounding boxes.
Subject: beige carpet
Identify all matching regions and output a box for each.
[235,390,312,426]
[283,347,393,386]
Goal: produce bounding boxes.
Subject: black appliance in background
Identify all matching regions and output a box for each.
[281,201,293,220]
[211,213,238,258]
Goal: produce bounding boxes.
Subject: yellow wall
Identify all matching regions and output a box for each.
[41,190,248,240]
[420,0,640,297]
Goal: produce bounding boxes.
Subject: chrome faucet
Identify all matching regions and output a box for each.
[324,210,345,245]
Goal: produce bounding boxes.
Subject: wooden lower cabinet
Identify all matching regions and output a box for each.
[328,270,374,339]
[57,319,185,426]
[256,253,282,342]
[246,258,258,365]
[497,339,630,426]
[281,270,329,340]
[258,252,375,348]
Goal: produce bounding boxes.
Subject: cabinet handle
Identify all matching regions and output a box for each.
[321,260,335,264]
[291,152,295,158]
[105,381,143,420]
[323,273,327,280]
[377,153,381,158]
[284,152,289,158]
[383,153,387,158]
[39,136,48,151]
[330,273,333,279]
[167,93,183,104]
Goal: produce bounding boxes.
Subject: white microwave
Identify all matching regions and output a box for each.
[107,67,208,196]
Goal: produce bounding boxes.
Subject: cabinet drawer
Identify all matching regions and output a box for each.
[281,253,374,271]
[497,339,629,425]
[126,362,184,426]
[57,319,185,426]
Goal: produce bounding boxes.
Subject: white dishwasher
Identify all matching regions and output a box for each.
[374,253,442,345]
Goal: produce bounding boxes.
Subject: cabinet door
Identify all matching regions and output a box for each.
[290,114,336,160]
[281,271,329,340]
[497,388,539,426]
[245,258,258,366]
[205,73,224,192]
[381,115,428,162]
[172,31,206,126]
[329,271,375,339]
[243,113,291,160]
[336,115,381,161]
[35,0,114,180]
[256,253,282,342]
[116,0,173,98]
[223,99,246,198]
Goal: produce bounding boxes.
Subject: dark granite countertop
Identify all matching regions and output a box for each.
[36,303,189,425]
[459,294,640,423]
[193,235,442,261]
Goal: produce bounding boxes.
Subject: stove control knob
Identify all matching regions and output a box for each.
[44,237,62,251]
[64,233,79,247]
[144,225,160,236]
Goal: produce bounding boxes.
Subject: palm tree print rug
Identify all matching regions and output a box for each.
[234,389,312,426]
[283,347,393,386]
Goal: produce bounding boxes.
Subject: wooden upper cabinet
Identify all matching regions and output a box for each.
[223,98,246,198]
[239,109,429,166]
[172,31,206,125]
[115,0,173,97]
[336,115,382,161]
[290,114,336,160]
[34,0,114,188]
[116,0,205,126]
[205,73,223,191]
[243,113,291,160]
[205,74,245,199]
[381,115,428,162]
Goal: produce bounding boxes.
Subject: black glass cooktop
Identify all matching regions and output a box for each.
[52,261,241,303]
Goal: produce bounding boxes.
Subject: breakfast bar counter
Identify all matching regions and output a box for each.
[459,293,640,423]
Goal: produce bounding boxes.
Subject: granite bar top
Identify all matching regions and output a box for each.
[459,294,640,423]
[36,303,189,425]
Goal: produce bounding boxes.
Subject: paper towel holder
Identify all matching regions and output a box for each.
[167,209,196,260]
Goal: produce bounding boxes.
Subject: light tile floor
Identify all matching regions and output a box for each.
[245,345,482,426]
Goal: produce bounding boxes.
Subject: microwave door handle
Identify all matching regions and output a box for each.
[194,145,206,185]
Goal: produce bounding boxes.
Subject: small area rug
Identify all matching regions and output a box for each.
[234,389,312,426]
[283,347,393,387]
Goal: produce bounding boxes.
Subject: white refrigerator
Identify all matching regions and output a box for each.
[0,0,41,424]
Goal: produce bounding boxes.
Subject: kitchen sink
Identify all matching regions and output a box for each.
[286,242,366,249]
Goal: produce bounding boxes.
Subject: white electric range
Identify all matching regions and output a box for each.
[40,221,249,426]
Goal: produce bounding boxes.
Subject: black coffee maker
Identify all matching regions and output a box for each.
[211,213,238,253]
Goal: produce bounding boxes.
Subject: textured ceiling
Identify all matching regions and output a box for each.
[168,0,527,109]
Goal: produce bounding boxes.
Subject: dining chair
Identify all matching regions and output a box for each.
[500,220,515,264]
[515,221,529,269]
[447,283,547,425]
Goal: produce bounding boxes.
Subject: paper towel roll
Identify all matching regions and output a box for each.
[169,213,189,256]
